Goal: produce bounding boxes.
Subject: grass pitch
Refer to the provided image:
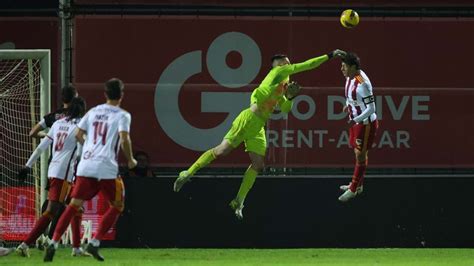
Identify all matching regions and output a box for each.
[2,248,474,266]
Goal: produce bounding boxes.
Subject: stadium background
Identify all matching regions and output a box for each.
[1,0,473,249]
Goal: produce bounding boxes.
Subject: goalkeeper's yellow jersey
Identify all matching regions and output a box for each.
[250,54,329,121]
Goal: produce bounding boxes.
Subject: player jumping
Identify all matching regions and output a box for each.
[44,78,137,262]
[338,52,379,202]
[174,49,346,219]
[16,97,86,257]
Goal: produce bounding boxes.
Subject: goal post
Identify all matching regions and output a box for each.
[0,49,50,244]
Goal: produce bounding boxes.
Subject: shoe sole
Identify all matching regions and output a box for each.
[173,175,190,192]
[43,247,55,262]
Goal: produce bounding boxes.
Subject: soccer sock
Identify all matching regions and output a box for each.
[349,160,367,192]
[47,204,65,238]
[52,205,79,242]
[236,166,259,204]
[359,159,369,187]
[187,149,217,176]
[71,213,82,248]
[24,211,54,245]
[94,206,121,241]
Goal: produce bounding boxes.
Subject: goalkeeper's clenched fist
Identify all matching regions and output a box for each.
[286,81,301,100]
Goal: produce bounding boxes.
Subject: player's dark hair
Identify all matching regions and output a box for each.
[61,85,77,104]
[342,52,361,70]
[271,54,288,67]
[105,78,124,100]
[66,96,86,120]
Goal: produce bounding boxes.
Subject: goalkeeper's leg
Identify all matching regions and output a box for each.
[174,108,258,192]
[230,129,266,220]
[230,157,262,220]
[174,140,234,192]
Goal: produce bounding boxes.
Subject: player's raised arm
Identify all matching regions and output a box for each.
[18,130,54,183]
[29,121,47,138]
[276,49,346,77]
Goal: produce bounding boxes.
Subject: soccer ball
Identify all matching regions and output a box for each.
[340,9,360,28]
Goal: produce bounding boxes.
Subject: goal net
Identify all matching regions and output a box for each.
[0,50,50,246]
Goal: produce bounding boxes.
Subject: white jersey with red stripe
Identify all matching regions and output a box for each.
[345,70,377,124]
[26,117,80,182]
[76,103,131,179]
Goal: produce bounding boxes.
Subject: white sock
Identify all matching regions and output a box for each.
[50,240,59,249]
[89,238,100,247]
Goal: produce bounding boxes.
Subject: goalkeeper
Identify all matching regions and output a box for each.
[174,49,346,219]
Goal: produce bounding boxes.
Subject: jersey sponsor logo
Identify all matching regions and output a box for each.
[154,32,261,151]
[83,151,93,160]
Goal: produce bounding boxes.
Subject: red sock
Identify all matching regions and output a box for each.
[359,160,369,187]
[52,205,79,242]
[71,213,82,248]
[24,212,53,245]
[94,207,121,240]
[349,160,367,192]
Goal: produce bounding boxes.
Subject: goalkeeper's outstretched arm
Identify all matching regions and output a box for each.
[276,49,346,77]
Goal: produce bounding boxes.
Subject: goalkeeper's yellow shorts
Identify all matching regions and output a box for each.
[224,108,267,156]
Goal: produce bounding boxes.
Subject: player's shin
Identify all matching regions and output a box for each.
[24,211,54,245]
[187,149,217,176]
[47,204,65,238]
[71,212,83,248]
[52,204,80,243]
[236,166,259,204]
[94,205,122,243]
[349,160,367,192]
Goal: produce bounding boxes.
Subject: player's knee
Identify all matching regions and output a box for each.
[69,198,83,209]
[213,143,232,157]
[354,150,367,163]
[110,201,125,212]
[251,161,265,172]
[47,201,62,216]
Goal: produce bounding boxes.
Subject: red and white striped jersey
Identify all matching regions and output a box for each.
[26,117,80,182]
[345,70,377,124]
[76,104,131,179]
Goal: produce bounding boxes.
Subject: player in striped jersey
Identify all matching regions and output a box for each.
[338,52,379,202]
[16,97,86,257]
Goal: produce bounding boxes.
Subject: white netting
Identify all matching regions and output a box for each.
[0,58,42,245]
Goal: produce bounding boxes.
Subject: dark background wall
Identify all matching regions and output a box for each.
[115,176,474,248]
